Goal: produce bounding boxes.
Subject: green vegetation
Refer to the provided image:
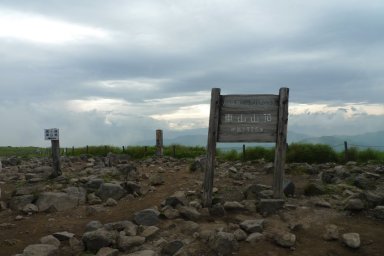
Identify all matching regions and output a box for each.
[0,143,383,163]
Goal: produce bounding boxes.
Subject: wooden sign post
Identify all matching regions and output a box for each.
[156,129,164,156]
[44,128,62,178]
[202,88,289,207]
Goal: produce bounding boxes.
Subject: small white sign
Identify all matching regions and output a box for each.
[44,128,59,140]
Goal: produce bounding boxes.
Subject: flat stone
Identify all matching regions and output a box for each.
[40,235,60,248]
[117,235,146,252]
[246,232,264,243]
[96,247,119,256]
[177,205,201,221]
[240,219,265,233]
[223,201,246,211]
[161,240,184,256]
[124,250,156,256]
[344,198,365,211]
[53,231,75,241]
[140,226,160,239]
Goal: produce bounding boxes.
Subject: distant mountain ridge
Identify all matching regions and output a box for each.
[136,130,384,151]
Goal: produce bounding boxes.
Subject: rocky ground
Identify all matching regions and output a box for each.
[0,154,383,256]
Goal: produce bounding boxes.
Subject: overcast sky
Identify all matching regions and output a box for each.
[0,0,383,147]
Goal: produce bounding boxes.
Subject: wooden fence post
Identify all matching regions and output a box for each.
[202,88,221,207]
[156,130,164,156]
[173,145,176,157]
[344,141,348,162]
[242,144,246,161]
[273,88,289,198]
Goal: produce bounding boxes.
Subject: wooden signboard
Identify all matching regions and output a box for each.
[202,88,289,207]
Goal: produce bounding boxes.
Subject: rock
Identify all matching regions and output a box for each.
[104,221,137,233]
[344,198,365,211]
[210,232,239,256]
[233,229,247,241]
[341,233,360,249]
[52,231,75,241]
[121,181,142,195]
[161,240,184,256]
[323,224,339,241]
[274,232,296,248]
[96,247,119,256]
[361,191,384,209]
[22,203,39,214]
[372,205,384,220]
[177,205,201,221]
[35,192,78,212]
[223,201,246,211]
[258,199,284,215]
[104,198,118,207]
[134,208,160,226]
[149,173,165,186]
[321,170,338,184]
[118,164,138,181]
[354,174,375,190]
[244,184,271,199]
[240,219,265,233]
[86,178,104,191]
[164,191,187,207]
[283,179,295,197]
[125,250,156,256]
[314,200,332,208]
[96,183,127,201]
[22,244,58,256]
[85,220,103,232]
[161,206,180,219]
[9,195,35,211]
[87,193,103,205]
[40,235,60,248]
[179,220,200,235]
[246,232,264,243]
[304,183,326,196]
[140,226,160,239]
[82,228,118,253]
[117,235,146,252]
[63,186,87,205]
[69,236,85,254]
[209,204,226,217]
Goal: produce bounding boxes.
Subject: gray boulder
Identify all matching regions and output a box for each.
[85,220,103,232]
[341,233,360,249]
[22,244,58,256]
[240,219,265,233]
[40,235,60,248]
[82,228,118,253]
[96,183,126,201]
[35,192,78,212]
[63,187,87,205]
[117,235,145,252]
[9,195,35,211]
[96,247,119,256]
[344,198,365,211]
[164,191,187,207]
[210,232,239,256]
[258,199,284,215]
[274,232,296,248]
[177,205,201,221]
[161,240,184,256]
[124,250,156,256]
[372,205,384,220]
[134,208,160,226]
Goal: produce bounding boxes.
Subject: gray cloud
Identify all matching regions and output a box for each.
[0,0,383,146]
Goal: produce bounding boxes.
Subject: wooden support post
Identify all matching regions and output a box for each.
[344,141,348,162]
[202,88,221,207]
[156,129,163,156]
[273,88,289,199]
[50,139,62,178]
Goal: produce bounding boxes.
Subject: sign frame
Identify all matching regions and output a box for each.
[202,87,289,207]
[44,128,59,141]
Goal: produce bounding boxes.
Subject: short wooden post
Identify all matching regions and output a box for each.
[86,145,89,154]
[156,129,163,156]
[202,88,221,207]
[72,146,75,155]
[172,145,176,157]
[122,146,125,153]
[273,88,289,198]
[242,144,246,161]
[344,141,348,162]
[50,139,62,178]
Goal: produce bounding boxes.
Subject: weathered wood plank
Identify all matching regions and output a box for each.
[221,95,279,110]
[273,88,289,198]
[202,88,221,207]
[51,139,62,178]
